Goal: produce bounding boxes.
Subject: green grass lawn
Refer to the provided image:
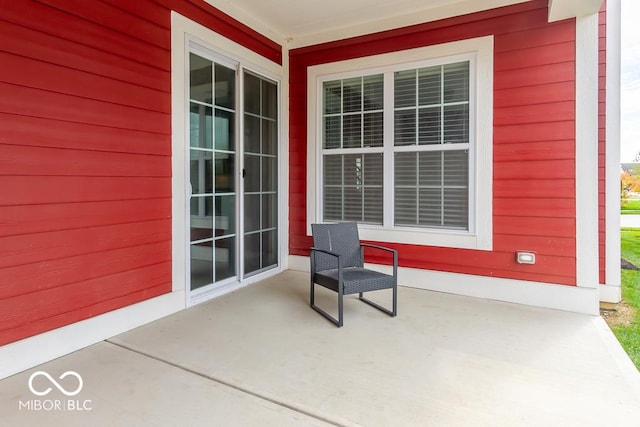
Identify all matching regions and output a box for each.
[621,199,640,215]
[614,228,640,369]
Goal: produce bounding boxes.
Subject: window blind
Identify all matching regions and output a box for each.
[322,74,384,224]
[323,153,383,223]
[393,61,470,230]
[394,150,468,229]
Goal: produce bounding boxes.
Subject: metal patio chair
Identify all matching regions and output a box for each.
[310,222,398,327]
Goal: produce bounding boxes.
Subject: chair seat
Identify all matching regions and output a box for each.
[314,267,395,295]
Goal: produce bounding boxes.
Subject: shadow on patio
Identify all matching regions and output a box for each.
[2,270,640,426]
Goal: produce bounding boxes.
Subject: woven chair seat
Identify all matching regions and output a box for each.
[314,268,395,294]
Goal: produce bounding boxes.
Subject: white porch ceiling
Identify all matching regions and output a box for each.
[204,0,604,47]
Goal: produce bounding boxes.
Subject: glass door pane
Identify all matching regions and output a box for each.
[243,71,278,277]
[189,53,237,290]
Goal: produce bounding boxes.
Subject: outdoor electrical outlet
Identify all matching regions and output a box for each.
[516,251,536,265]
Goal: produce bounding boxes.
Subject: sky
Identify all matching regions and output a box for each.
[621,0,640,162]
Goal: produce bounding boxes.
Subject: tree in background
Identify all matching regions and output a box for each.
[621,152,640,206]
[621,170,640,206]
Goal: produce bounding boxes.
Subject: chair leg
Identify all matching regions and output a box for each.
[338,290,343,327]
[359,286,397,318]
[310,282,343,327]
[392,285,397,316]
[310,276,315,306]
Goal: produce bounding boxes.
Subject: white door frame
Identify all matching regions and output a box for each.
[171,13,286,307]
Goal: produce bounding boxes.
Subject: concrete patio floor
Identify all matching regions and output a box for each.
[2,270,640,426]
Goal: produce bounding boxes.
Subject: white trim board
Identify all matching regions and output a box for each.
[0,292,185,380]
[600,283,622,304]
[574,13,600,290]
[289,255,599,315]
[605,0,621,292]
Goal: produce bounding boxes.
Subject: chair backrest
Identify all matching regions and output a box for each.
[311,222,363,270]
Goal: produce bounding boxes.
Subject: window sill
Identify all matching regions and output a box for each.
[363,225,491,250]
[307,223,492,251]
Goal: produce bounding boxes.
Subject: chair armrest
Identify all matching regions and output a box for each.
[359,244,398,278]
[360,243,396,256]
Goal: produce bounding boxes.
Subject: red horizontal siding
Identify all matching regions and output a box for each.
[494,140,575,162]
[0,145,170,177]
[494,179,575,199]
[0,0,282,345]
[494,82,575,108]
[0,176,170,206]
[494,235,575,257]
[1,1,170,71]
[0,51,170,113]
[372,243,575,281]
[494,198,575,218]
[0,199,171,238]
[289,0,577,287]
[494,121,575,143]
[0,19,168,90]
[0,83,170,134]
[0,242,171,301]
[494,42,575,72]
[0,219,171,270]
[494,62,575,90]
[494,22,575,53]
[493,159,575,180]
[0,113,171,155]
[494,217,575,238]
[103,0,171,30]
[494,101,575,126]
[36,0,170,49]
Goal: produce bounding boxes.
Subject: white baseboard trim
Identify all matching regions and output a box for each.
[290,255,600,316]
[599,283,622,303]
[0,291,185,380]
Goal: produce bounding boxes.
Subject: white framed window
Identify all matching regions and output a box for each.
[307,36,493,250]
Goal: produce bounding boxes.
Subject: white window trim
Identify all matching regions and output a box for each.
[307,36,493,250]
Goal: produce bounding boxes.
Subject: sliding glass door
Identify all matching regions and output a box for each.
[188,52,278,295]
[243,71,278,277]
[189,53,237,290]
